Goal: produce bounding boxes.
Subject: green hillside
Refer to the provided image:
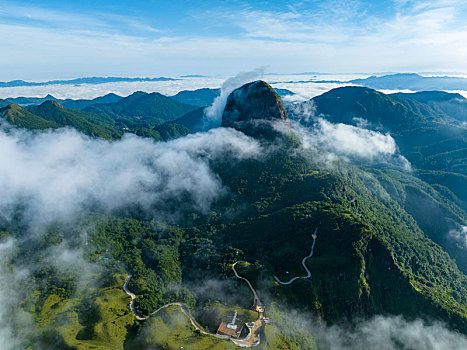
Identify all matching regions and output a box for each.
[61,93,123,110]
[170,88,220,107]
[0,103,59,129]
[300,86,467,274]
[28,100,122,139]
[308,87,467,205]
[1,98,192,142]
[172,107,205,131]
[310,86,428,127]
[11,137,467,349]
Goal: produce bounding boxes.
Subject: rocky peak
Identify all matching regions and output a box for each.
[221,80,288,138]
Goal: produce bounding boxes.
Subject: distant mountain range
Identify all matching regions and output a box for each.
[271,73,467,91]
[350,73,467,90]
[0,76,176,88]
[6,93,123,109]
[179,74,207,78]
[4,73,467,91]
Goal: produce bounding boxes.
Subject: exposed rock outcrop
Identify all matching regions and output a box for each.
[221,80,288,139]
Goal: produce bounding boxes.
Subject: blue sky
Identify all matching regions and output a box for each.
[1,0,467,80]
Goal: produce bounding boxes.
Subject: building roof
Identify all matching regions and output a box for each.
[216,321,243,338]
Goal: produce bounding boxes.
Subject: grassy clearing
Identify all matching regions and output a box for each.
[34,273,135,350]
[130,306,239,350]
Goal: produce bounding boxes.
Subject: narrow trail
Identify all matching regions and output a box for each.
[273,225,319,285]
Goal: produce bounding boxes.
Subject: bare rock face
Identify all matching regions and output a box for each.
[221,80,288,138]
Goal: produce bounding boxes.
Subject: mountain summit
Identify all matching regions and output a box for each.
[221,80,288,138]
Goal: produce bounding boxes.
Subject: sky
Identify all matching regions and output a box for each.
[1,0,467,80]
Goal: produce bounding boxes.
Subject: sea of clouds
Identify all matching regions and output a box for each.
[0,73,362,100]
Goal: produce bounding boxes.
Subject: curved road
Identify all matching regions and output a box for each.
[273,226,318,285]
[123,274,147,320]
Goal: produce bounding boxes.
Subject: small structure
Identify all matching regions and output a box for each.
[217,312,243,338]
[251,298,265,313]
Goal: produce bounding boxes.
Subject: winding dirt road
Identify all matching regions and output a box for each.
[123,269,265,347]
[232,261,261,305]
[273,225,318,285]
[123,274,231,339]
[121,226,320,346]
[123,274,147,321]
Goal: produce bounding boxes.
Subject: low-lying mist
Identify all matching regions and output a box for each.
[0,124,261,227]
[287,100,411,169]
[275,306,467,350]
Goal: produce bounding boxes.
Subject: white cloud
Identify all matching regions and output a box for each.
[202,68,265,129]
[0,239,32,350]
[0,74,365,100]
[315,315,467,350]
[269,306,467,350]
[0,77,226,100]
[313,118,397,160]
[449,223,467,248]
[0,125,261,226]
[289,116,411,169]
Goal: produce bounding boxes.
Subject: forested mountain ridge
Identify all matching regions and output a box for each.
[28,100,122,139]
[1,103,60,129]
[308,87,467,199]
[0,87,294,138]
[82,91,198,126]
[301,86,467,274]
[0,93,199,141]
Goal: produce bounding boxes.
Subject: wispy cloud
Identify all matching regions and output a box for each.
[0,2,160,35]
[0,0,467,79]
